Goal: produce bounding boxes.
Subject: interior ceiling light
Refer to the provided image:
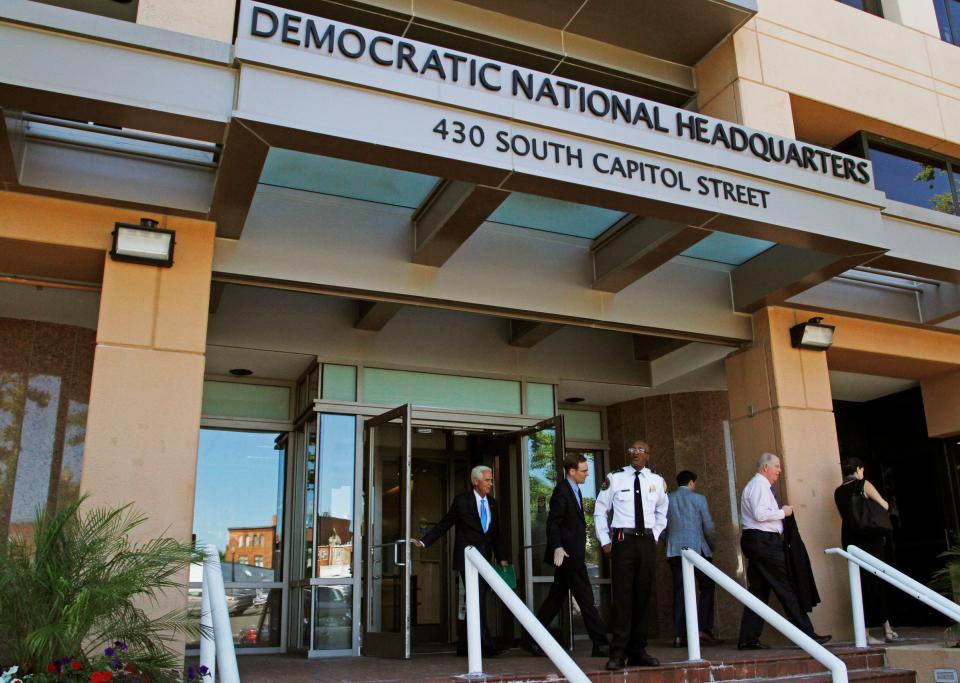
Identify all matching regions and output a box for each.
[789,316,835,350]
[564,397,585,403]
[229,368,253,376]
[416,427,433,434]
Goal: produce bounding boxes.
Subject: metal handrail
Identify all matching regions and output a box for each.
[680,548,847,683]
[463,546,589,683]
[200,545,241,683]
[825,545,960,647]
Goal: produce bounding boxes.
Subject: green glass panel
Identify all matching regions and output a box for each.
[526,383,555,417]
[322,365,357,402]
[202,381,290,420]
[561,409,603,441]
[362,368,521,414]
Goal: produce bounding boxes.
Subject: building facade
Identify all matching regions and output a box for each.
[2,0,960,658]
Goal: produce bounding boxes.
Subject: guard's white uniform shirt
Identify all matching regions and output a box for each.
[594,466,669,545]
[740,472,785,533]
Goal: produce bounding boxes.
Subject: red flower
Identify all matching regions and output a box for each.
[48,664,58,673]
[71,662,82,671]
[90,671,113,683]
[102,672,113,683]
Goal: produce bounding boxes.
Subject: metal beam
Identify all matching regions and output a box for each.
[0,110,24,185]
[508,320,563,348]
[919,283,960,325]
[592,216,709,293]
[355,300,403,331]
[209,120,270,239]
[731,244,885,313]
[412,180,510,267]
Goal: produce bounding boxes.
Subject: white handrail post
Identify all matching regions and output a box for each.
[464,554,483,675]
[203,544,240,683]
[681,551,702,661]
[846,558,867,648]
[199,571,216,679]
[463,547,591,683]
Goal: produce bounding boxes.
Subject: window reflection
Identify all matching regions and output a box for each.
[313,584,353,650]
[192,429,284,582]
[0,319,93,543]
[186,587,282,649]
[869,145,956,215]
[527,428,557,577]
[316,414,356,578]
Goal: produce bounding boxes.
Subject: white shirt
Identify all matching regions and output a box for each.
[594,466,669,545]
[473,489,489,530]
[740,472,785,533]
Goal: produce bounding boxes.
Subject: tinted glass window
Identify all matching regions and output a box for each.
[934,0,960,45]
[835,0,884,16]
[868,145,956,215]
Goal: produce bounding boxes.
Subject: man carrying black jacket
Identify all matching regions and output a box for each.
[412,464,508,656]
[526,454,609,657]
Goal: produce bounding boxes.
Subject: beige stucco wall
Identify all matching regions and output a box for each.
[697,0,960,157]
[137,0,236,43]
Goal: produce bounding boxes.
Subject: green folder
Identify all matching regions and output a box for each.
[494,563,517,589]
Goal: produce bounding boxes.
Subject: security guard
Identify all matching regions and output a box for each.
[594,439,669,670]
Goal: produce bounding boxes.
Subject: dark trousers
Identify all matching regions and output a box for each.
[535,558,608,646]
[667,556,716,637]
[609,532,656,657]
[457,570,494,649]
[738,530,815,644]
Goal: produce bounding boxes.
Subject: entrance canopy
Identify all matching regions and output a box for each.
[2,0,960,343]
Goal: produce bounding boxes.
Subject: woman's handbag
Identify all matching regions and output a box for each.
[849,483,893,536]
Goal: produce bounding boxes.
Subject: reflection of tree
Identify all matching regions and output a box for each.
[527,430,556,531]
[914,164,955,214]
[0,371,51,545]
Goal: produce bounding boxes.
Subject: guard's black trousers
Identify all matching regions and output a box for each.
[609,532,656,657]
[737,529,815,645]
[535,558,607,646]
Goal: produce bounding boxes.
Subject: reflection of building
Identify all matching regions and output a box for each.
[316,515,352,574]
[226,516,277,569]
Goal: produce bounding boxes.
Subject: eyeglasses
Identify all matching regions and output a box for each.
[628,447,649,454]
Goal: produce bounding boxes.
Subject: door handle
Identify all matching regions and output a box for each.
[394,539,406,567]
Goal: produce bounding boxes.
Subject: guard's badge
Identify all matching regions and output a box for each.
[601,477,610,491]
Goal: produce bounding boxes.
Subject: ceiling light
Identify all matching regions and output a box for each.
[110,218,175,267]
[229,368,253,376]
[564,397,585,403]
[789,317,835,350]
[416,428,433,434]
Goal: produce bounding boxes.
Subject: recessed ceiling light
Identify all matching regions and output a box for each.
[229,368,253,376]
[564,397,585,403]
[416,428,433,434]
[453,430,468,436]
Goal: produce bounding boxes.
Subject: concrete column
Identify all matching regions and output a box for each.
[725,307,849,639]
[79,214,214,632]
[921,370,960,438]
[880,0,942,37]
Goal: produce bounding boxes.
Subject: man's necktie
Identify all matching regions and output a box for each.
[770,485,779,505]
[634,469,643,528]
[480,498,489,532]
[577,487,583,510]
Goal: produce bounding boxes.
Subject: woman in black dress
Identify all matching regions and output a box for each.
[834,457,900,644]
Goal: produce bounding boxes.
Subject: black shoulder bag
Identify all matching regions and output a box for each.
[848,479,892,536]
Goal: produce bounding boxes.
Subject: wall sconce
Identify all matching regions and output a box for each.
[110,218,175,267]
[789,316,835,350]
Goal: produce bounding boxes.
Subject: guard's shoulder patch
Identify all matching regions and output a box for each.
[600,477,610,491]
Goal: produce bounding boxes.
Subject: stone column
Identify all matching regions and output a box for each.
[725,306,848,639]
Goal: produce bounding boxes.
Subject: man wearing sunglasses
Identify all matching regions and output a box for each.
[594,440,668,671]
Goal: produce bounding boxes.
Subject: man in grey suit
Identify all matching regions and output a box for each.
[665,470,721,648]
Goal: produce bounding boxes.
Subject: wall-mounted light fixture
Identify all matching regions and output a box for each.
[110,218,175,267]
[789,316,835,350]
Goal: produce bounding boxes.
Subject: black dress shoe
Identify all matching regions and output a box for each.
[605,657,626,671]
[812,633,832,645]
[521,640,544,656]
[591,642,609,657]
[627,653,660,667]
[737,641,770,650]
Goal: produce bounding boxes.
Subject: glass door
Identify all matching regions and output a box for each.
[362,404,413,658]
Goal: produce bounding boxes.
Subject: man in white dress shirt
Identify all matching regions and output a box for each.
[594,439,668,670]
[737,453,831,649]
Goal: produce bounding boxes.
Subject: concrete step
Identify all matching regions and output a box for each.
[719,668,916,683]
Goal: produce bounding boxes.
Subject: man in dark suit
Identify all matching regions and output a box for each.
[527,454,609,657]
[412,464,508,656]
